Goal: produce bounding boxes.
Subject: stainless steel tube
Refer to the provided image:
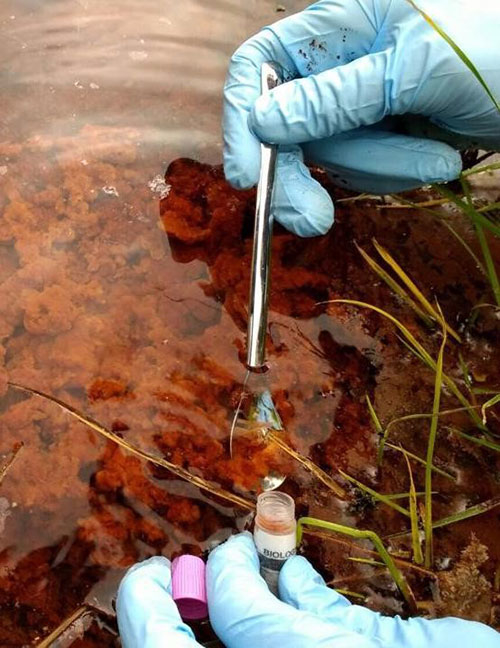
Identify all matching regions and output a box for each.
[246,62,281,369]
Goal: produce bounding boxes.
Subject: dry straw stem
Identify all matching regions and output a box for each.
[324,300,484,431]
[356,243,434,327]
[372,238,461,342]
[297,517,418,613]
[423,308,447,568]
[36,606,89,648]
[403,451,424,565]
[265,429,347,499]
[8,382,254,512]
[334,588,367,601]
[0,443,23,486]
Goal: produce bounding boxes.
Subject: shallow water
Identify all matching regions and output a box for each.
[0,1,500,646]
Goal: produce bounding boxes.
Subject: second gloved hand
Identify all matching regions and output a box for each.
[117,557,203,648]
[224,0,500,236]
[207,532,500,648]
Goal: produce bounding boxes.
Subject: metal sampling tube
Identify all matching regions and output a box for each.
[246,62,282,369]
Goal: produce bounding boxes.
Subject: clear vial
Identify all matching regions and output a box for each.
[254,492,296,596]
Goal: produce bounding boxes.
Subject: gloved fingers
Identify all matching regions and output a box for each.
[223,30,297,190]
[116,556,202,648]
[206,532,294,627]
[223,0,387,190]
[207,532,384,648]
[249,51,392,145]
[279,555,383,635]
[281,556,500,648]
[302,129,462,194]
[273,145,334,237]
[279,555,352,613]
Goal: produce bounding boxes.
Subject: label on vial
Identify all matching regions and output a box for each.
[254,526,296,595]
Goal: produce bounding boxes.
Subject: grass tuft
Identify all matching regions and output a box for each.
[323,299,483,430]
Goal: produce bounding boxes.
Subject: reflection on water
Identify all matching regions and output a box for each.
[0,1,499,645]
[0,0,305,156]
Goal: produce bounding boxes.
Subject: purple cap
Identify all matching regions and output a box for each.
[171,555,207,620]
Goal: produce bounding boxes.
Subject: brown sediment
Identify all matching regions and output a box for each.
[0,136,499,645]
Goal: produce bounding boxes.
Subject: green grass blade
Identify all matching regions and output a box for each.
[406,0,500,114]
[462,162,500,178]
[338,469,410,517]
[432,496,500,529]
[403,451,424,565]
[297,517,417,612]
[481,394,500,424]
[385,491,436,500]
[436,185,500,238]
[366,394,383,437]
[424,314,447,568]
[365,395,387,465]
[385,496,500,539]
[478,202,500,214]
[460,177,500,307]
[446,426,500,453]
[386,442,455,481]
[458,353,473,392]
[372,238,461,342]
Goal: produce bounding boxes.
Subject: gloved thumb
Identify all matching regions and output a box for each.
[280,557,500,648]
[249,51,391,145]
[273,146,334,237]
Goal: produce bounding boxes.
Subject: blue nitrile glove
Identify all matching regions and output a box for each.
[223,0,500,236]
[207,532,500,648]
[116,557,203,648]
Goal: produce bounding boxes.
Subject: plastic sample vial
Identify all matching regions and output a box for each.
[254,492,296,596]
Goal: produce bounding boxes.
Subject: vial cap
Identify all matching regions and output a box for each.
[171,555,208,620]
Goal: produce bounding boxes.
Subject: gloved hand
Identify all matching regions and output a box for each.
[223,0,500,236]
[116,556,203,648]
[207,532,500,648]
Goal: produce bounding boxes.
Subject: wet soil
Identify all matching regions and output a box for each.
[0,133,499,644]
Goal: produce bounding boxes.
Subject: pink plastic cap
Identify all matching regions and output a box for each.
[171,555,208,620]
